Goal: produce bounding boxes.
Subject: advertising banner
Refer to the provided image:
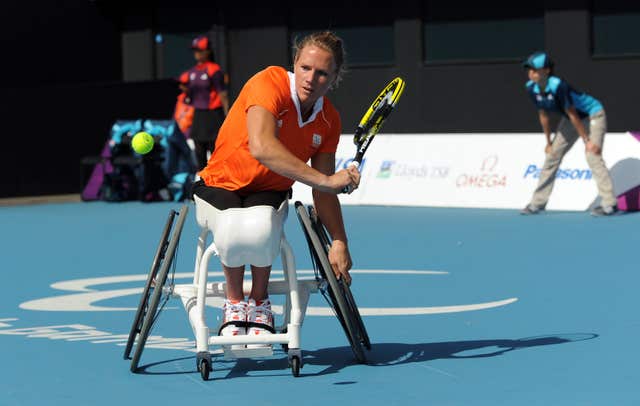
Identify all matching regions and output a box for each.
[292,133,640,211]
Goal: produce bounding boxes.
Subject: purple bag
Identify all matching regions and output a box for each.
[618,132,640,211]
[81,142,113,201]
[617,185,640,212]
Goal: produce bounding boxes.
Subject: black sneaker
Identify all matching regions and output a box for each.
[590,205,618,217]
[520,204,543,215]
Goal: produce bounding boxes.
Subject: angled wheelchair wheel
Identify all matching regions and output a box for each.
[311,210,371,352]
[124,204,189,372]
[341,281,371,351]
[294,202,370,363]
[310,207,372,355]
[123,209,176,361]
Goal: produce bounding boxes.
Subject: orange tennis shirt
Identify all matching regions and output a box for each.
[198,66,341,193]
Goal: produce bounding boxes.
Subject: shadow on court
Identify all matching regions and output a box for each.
[365,333,599,364]
[135,333,598,379]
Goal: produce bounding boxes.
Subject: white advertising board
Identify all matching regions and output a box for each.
[292,132,640,211]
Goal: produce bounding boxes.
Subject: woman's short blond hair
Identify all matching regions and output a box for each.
[293,31,347,88]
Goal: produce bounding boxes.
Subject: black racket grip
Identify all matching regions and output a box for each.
[340,161,361,194]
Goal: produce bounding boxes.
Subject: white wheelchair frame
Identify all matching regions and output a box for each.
[173,197,320,378]
[124,199,369,380]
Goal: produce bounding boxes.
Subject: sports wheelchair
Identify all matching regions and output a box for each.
[123,199,370,380]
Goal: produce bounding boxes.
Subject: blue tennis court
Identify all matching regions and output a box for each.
[1,201,638,405]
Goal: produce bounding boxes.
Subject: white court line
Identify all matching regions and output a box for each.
[418,363,458,379]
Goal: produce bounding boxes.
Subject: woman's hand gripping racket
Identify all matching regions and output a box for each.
[343,77,405,193]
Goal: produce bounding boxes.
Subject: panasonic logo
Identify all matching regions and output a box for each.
[523,164,592,180]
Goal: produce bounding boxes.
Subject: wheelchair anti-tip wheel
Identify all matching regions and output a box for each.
[124,204,189,372]
[294,201,371,363]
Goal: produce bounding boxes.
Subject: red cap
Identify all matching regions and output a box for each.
[191,35,210,51]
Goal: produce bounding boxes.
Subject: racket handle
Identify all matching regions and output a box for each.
[340,160,360,194]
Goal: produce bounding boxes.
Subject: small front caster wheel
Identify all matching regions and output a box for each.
[290,356,301,377]
[198,358,211,381]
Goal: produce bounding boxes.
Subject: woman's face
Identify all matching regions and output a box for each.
[194,49,210,63]
[528,67,550,84]
[293,45,337,108]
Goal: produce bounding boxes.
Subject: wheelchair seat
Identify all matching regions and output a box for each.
[193,194,288,267]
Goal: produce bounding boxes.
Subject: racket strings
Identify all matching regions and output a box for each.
[354,86,399,152]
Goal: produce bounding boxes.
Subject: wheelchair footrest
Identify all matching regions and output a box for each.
[223,346,274,360]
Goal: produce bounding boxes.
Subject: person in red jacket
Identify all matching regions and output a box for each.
[178,35,230,170]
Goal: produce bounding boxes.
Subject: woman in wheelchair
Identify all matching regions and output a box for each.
[191,31,360,346]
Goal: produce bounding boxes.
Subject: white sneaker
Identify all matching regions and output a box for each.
[246,298,274,349]
[520,204,543,215]
[220,299,248,349]
[590,205,619,217]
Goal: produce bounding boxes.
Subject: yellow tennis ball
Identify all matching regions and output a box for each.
[131,132,154,154]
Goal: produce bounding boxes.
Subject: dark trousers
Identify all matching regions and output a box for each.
[191,108,225,170]
[191,180,289,210]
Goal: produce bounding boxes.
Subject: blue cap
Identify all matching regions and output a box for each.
[523,52,553,69]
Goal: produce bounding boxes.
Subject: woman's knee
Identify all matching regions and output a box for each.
[585,151,604,168]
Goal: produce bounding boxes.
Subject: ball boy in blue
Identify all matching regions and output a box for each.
[521,52,617,216]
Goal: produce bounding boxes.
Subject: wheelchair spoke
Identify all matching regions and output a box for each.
[295,202,370,363]
[126,204,189,372]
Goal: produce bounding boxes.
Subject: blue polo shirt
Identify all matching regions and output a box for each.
[525,76,603,118]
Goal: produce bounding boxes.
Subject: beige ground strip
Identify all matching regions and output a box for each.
[0,194,81,207]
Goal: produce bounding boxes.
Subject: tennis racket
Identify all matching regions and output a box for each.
[342,77,405,193]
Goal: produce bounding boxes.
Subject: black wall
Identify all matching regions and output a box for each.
[2,80,176,197]
[0,2,179,198]
[218,2,640,135]
[1,1,639,198]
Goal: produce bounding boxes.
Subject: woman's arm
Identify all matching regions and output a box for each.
[246,105,357,193]
[311,152,354,284]
[566,106,600,154]
[538,109,553,153]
